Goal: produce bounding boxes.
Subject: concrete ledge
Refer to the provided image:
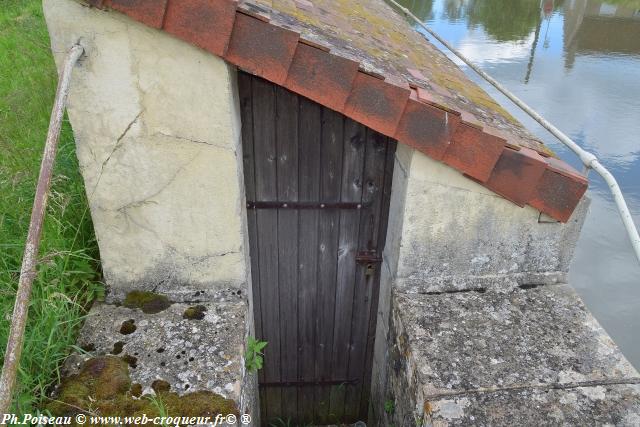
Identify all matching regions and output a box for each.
[426,384,640,426]
[394,270,568,294]
[382,284,640,425]
[57,289,257,418]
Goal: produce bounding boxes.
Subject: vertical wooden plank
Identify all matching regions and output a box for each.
[315,108,344,425]
[359,139,396,419]
[343,129,389,420]
[275,86,299,422]
[251,77,282,421]
[238,72,269,425]
[238,72,259,352]
[297,98,322,425]
[328,118,367,421]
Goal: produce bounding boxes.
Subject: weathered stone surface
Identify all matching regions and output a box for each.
[44,0,250,302]
[387,145,589,293]
[370,145,590,423]
[424,385,640,426]
[68,289,247,401]
[396,285,638,396]
[380,284,640,426]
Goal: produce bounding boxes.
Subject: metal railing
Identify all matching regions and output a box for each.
[0,44,84,420]
[389,0,640,264]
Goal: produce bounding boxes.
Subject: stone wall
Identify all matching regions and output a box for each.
[45,0,251,303]
[369,145,640,425]
[389,144,588,294]
[370,143,590,421]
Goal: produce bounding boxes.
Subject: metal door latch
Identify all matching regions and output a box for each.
[356,250,382,277]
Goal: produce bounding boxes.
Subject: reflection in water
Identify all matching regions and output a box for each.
[395,0,435,21]
[396,0,640,366]
[443,0,563,41]
[564,0,640,68]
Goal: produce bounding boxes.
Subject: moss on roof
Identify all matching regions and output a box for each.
[240,0,552,155]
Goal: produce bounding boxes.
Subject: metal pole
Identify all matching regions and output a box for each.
[0,44,84,419]
[389,0,640,264]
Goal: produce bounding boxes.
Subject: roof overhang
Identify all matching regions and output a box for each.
[81,0,588,222]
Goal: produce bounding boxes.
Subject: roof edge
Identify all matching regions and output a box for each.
[81,0,588,222]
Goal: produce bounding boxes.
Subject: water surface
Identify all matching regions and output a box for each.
[396,0,640,366]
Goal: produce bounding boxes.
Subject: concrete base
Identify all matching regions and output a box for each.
[58,289,258,422]
[377,284,640,426]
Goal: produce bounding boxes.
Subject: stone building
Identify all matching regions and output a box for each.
[44,0,640,425]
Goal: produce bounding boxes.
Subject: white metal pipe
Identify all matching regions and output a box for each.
[0,44,84,420]
[390,0,640,264]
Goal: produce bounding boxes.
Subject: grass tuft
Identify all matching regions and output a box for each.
[0,0,102,415]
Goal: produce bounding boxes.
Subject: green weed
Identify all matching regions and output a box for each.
[147,394,170,427]
[0,0,102,415]
[244,336,267,372]
[384,399,395,415]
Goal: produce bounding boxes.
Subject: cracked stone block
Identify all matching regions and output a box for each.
[66,289,247,401]
[44,0,249,302]
[384,284,640,425]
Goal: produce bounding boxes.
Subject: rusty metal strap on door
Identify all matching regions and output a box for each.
[259,379,359,388]
[246,201,371,210]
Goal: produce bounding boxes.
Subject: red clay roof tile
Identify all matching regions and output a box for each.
[442,122,505,182]
[395,98,460,161]
[105,0,167,28]
[485,147,548,207]
[344,72,410,137]
[225,12,299,85]
[530,168,588,222]
[163,0,237,57]
[284,42,359,113]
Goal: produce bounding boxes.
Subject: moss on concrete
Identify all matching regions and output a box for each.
[152,379,171,393]
[111,341,125,355]
[182,305,207,320]
[123,291,172,314]
[47,356,239,423]
[122,354,138,369]
[119,319,136,335]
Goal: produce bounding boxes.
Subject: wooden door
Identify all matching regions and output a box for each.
[239,72,396,426]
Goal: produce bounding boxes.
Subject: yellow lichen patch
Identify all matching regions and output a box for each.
[268,0,524,128]
[123,291,172,314]
[46,356,239,425]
